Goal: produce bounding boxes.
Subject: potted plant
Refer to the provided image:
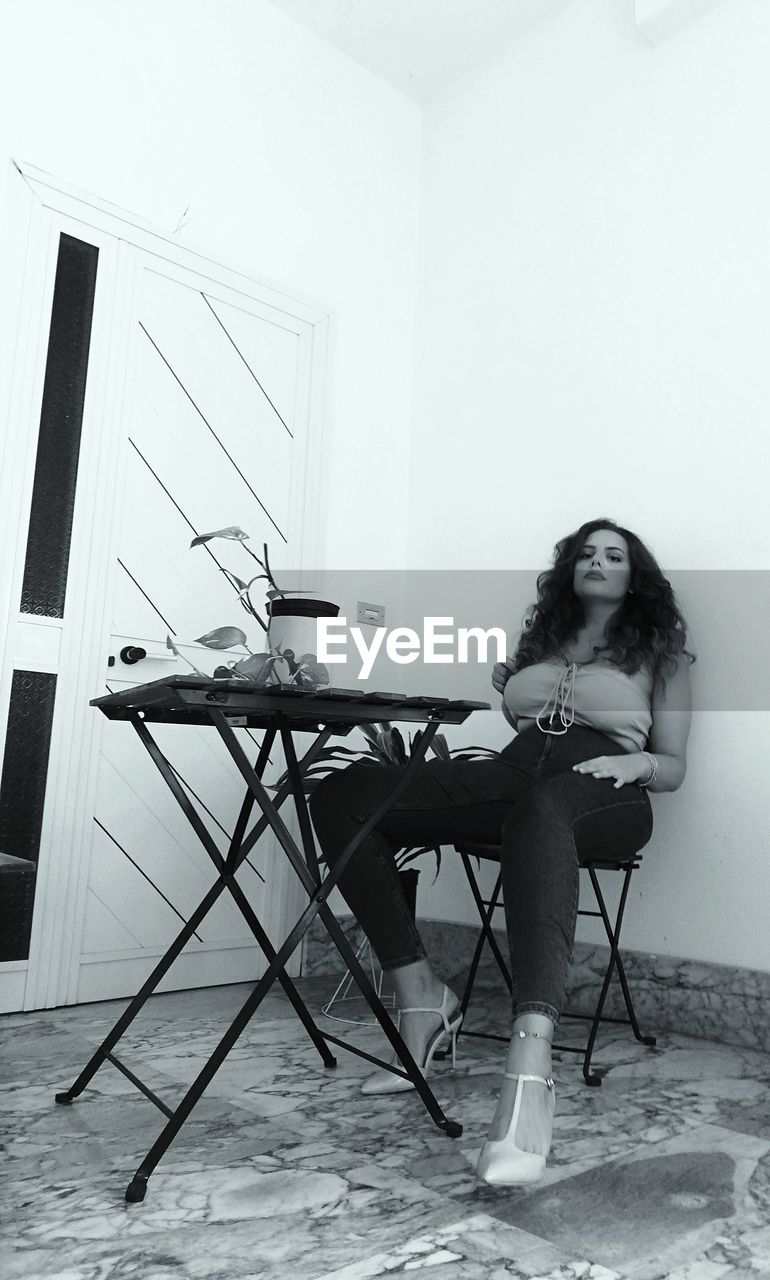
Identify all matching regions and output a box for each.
[166,525,337,688]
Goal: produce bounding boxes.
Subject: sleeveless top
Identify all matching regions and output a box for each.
[503,658,654,754]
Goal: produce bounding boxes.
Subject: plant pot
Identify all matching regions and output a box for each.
[398,868,419,922]
[266,597,339,687]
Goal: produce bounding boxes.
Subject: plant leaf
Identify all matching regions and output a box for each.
[395,844,442,883]
[429,734,451,761]
[365,741,391,765]
[389,727,406,765]
[190,526,249,547]
[232,653,275,683]
[269,750,374,792]
[194,626,249,650]
[165,633,207,678]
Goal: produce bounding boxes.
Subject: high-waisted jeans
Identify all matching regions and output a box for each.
[309,724,653,1025]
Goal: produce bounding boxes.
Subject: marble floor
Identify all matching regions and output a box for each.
[2,976,770,1280]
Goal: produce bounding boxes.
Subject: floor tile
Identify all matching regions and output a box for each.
[3,979,770,1280]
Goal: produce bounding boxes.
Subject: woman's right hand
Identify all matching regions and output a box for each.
[492,656,517,695]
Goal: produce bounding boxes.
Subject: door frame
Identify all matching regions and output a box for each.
[0,160,331,1010]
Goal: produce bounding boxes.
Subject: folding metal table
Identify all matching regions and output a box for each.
[54,676,489,1202]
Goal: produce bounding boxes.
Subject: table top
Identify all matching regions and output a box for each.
[91,676,491,731]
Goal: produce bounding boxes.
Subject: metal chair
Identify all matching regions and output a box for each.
[452,841,656,1085]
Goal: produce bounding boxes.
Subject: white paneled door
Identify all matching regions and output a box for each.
[0,164,329,1011]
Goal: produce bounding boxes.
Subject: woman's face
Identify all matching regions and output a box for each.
[572,528,632,608]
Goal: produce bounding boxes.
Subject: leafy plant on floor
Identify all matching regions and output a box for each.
[275,723,500,879]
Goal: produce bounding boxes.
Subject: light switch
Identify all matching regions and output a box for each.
[356,601,385,626]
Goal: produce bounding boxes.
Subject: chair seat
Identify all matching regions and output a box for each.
[456,841,642,872]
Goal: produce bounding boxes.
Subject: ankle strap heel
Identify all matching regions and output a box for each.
[361,985,463,1097]
[477,1070,555,1186]
[503,1070,555,1091]
[400,984,457,1032]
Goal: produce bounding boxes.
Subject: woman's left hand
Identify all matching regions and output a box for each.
[572,753,650,789]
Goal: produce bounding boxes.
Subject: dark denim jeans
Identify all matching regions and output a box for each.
[309,724,653,1025]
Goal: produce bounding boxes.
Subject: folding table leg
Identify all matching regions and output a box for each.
[55,726,335,1112]
[78,710,462,1202]
[123,955,316,1201]
[131,714,337,1073]
[123,717,400,1201]
[123,841,459,1201]
[213,713,464,1141]
[55,875,244,1108]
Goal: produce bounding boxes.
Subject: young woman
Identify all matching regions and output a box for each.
[310,518,694,1185]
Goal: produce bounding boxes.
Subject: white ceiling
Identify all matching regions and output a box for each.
[264,0,576,103]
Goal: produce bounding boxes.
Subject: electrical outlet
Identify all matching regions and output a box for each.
[356,601,386,626]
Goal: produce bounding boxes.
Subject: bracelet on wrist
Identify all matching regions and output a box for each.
[639,751,657,787]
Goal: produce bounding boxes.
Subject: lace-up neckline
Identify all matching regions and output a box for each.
[535,662,578,736]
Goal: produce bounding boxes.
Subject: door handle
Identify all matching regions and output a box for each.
[113,646,178,666]
[119,646,147,665]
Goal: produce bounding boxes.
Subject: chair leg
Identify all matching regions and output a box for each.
[459,902,491,1023]
[611,898,657,1048]
[579,864,655,1085]
[460,854,512,998]
[443,855,511,1051]
[454,847,657,1084]
[613,950,657,1047]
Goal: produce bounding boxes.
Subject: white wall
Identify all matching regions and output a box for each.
[407,0,770,971]
[0,0,421,570]
[3,0,767,975]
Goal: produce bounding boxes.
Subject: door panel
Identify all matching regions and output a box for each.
[0,165,328,1011]
[78,248,314,1002]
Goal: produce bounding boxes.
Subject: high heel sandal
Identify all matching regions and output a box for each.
[476,1070,556,1185]
[361,984,463,1096]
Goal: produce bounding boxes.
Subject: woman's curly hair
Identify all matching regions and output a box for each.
[511,517,696,691]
